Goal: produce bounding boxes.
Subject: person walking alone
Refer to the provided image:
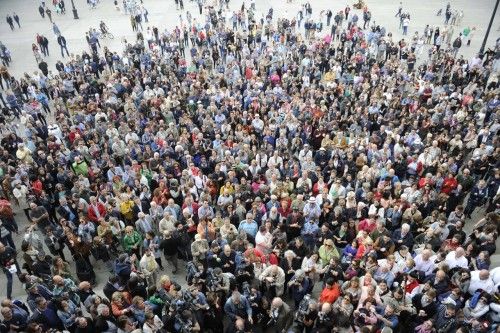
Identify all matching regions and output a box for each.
[453,33,462,58]
[13,13,20,28]
[57,34,69,57]
[52,22,61,37]
[38,4,45,18]
[6,15,14,30]
[46,8,53,23]
[402,16,410,35]
[395,2,402,17]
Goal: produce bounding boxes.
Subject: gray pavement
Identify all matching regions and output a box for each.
[0,0,499,301]
[0,0,498,78]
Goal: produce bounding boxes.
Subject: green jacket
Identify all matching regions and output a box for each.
[318,244,340,267]
[123,231,142,252]
[72,160,88,177]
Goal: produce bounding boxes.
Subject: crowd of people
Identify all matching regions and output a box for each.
[0,0,499,333]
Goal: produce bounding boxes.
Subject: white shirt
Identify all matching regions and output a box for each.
[444,251,468,269]
[414,254,435,276]
[468,270,494,294]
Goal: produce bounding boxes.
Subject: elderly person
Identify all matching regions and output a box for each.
[122,226,142,257]
[139,248,159,287]
[238,213,258,240]
[259,264,286,297]
[318,239,340,266]
[190,234,209,265]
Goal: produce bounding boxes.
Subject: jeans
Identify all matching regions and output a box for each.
[1,233,16,250]
[3,262,20,299]
[4,269,13,299]
[165,253,178,272]
[60,45,69,57]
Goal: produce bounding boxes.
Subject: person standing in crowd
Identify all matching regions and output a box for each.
[0,2,498,333]
[0,242,20,300]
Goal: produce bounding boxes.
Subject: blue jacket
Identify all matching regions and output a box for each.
[224,295,252,320]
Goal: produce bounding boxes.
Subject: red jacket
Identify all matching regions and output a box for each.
[87,202,107,223]
[441,177,458,195]
[31,179,43,196]
[319,284,340,304]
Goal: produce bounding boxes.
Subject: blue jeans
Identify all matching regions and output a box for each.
[4,269,13,299]
[3,263,19,299]
[1,233,15,250]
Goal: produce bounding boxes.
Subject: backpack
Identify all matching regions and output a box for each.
[453,38,462,48]
[469,290,482,309]
[186,261,199,283]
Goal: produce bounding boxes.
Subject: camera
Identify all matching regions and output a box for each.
[294,294,312,323]
[175,311,194,333]
[242,281,252,296]
[206,268,223,292]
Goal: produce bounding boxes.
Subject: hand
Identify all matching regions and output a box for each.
[248,316,253,325]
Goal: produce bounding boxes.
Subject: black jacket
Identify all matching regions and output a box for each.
[160,236,178,256]
[57,35,67,46]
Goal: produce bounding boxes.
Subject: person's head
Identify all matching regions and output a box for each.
[385,304,395,316]
[271,297,283,309]
[421,249,432,260]
[235,317,245,330]
[436,270,446,281]
[321,302,332,314]
[53,275,64,285]
[422,320,433,330]
[35,297,48,311]
[325,278,335,289]
[1,307,12,320]
[445,303,456,317]
[455,247,465,258]
[479,269,490,280]
[231,291,242,304]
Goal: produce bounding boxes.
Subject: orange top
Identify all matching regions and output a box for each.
[319,284,340,304]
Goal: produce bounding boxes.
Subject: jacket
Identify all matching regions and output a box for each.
[270,303,293,332]
[224,295,252,320]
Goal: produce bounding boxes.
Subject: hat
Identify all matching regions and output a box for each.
[308,197,316,203]
[25,282,37,290]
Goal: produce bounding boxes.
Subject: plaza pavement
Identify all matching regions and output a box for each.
[0,0,498,78]
[0,0,499,300]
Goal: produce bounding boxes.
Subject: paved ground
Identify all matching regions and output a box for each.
[0,0,499,300]
[0,0,498,78]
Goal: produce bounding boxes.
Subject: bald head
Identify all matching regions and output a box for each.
[321,302,332,313]
[479,270,490,280]
[271,297,283,308]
